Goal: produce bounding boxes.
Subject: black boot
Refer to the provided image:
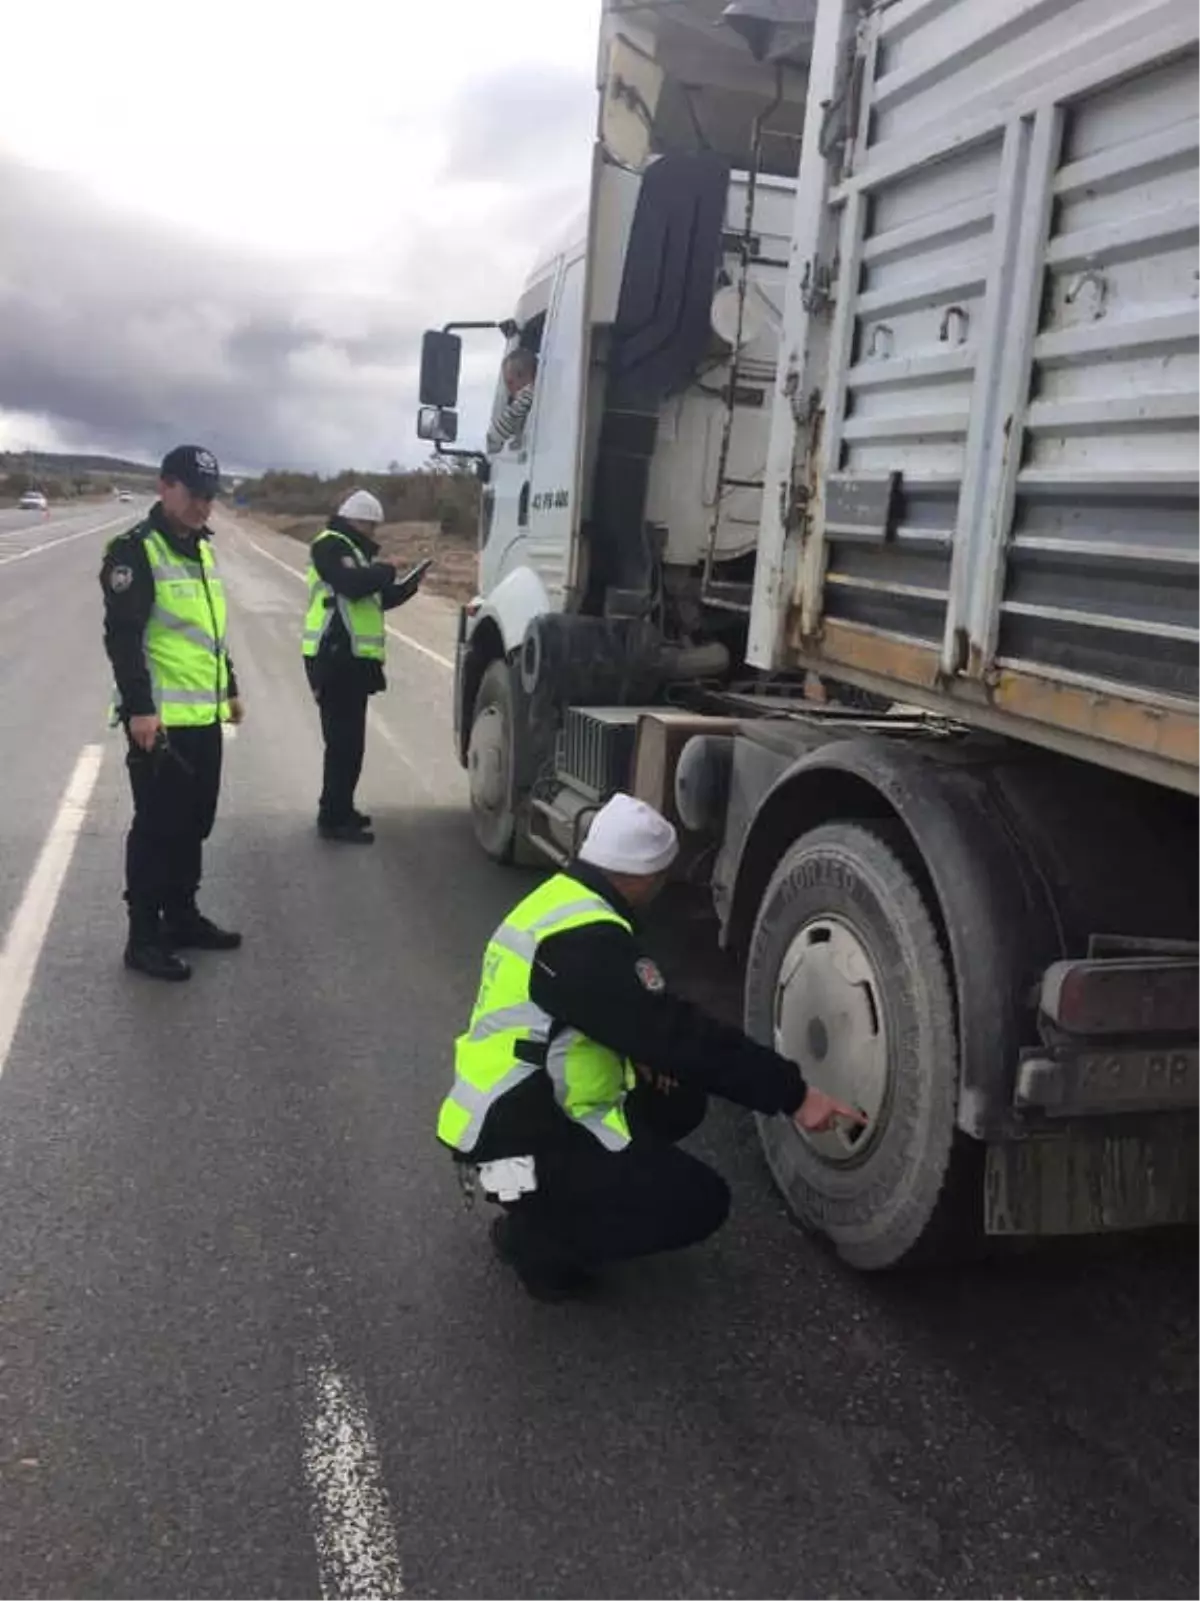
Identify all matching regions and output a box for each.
[124,905,191,982]
[490,1216,593,1303]
[162,901,242,951]
[318,819,375,844]
[350,809,373,828]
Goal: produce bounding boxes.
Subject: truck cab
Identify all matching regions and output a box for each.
[419,2,816,859]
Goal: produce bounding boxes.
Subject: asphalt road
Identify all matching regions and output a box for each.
[0,500,1194,1600]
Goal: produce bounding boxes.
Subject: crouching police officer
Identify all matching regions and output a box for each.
[438,793,863,1300]
[101,445,243,982]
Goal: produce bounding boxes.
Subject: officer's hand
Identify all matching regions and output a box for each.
[228,697,245,726]
[129,713,161,752]
[794,1086,868,1134]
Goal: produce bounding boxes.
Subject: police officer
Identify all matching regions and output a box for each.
[438,793,864,1299]
[101,445,243,982]
[302,489,425,843]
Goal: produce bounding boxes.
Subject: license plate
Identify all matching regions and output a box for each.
[1075,1043,1200,1107]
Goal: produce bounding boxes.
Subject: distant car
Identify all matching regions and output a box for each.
[18,490,48,511]
[117,490,134,502]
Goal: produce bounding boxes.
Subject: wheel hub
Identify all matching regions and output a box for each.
[773,916,889,1163]
[468,706,507,811]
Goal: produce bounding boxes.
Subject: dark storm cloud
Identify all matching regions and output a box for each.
[0,156,433,472]
[0,68,594,472]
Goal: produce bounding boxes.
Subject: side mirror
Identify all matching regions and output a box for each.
[417,406,459,444]
[419,330,463,408]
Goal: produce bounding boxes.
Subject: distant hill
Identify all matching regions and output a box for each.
[0,450,159,480]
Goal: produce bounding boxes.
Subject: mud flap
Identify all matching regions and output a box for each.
[984,1122,1198,1236]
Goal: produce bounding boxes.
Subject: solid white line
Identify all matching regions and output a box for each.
[299,1351,404,1600]
[367,707,436,798]
[0,745,104,1077]
[0,511,131,569]
[237,529,455,671]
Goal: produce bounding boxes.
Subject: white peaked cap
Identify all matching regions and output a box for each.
[337,488,384,522]
[579,793,679,877]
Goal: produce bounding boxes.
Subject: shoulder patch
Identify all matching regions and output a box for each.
[107,564,134,593]
[341,554,357,568]
[635,958,665,994]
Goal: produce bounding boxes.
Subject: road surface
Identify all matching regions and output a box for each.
[0,498,1194,1600]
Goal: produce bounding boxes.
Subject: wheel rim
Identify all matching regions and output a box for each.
[468,703,508,815]
[773,915,889,1164]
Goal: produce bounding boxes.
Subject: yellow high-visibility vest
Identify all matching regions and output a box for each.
[438,874,636,1154]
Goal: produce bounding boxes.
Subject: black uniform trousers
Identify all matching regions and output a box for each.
[317,677,370,825]
[307,662,371,826]
[124,722,223,927]
[500,1080,732,1276]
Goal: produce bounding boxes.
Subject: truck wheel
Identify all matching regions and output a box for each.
[745,820,970,1270]
[467,660,519,861]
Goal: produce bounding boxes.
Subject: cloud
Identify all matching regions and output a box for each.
[0,56,595,475]
[442,64,596,184]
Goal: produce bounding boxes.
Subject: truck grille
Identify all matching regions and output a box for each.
[556,707,651,801]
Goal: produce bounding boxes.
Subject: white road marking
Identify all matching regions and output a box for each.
[367,708,437,798]
[0,745,104,1077]
[299,1349,404,1600]
[236,528,455,671]
[0,512,131,569]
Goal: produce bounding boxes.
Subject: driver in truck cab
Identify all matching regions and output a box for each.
[438,793,864,1301]
[485,347,538,455]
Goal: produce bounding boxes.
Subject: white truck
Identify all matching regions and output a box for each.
[417,0,1198,1268]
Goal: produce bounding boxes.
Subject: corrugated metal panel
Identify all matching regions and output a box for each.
[819,123,1008,639]
[997,50,1199,699]
[781,0,1198,777]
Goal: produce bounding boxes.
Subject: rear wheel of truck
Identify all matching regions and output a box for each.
[745,820,972,1270]
[467,660,519,862]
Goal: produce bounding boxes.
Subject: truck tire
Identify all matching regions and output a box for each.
[745,820,971,1270]
[467,660,519,862]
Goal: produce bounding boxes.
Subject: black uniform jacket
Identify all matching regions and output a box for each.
[470,862,808,1160]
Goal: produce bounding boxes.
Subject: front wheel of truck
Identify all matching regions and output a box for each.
[745,820,977,1270]
[467,660,519,862]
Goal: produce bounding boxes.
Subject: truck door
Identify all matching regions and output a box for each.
[480,309,546,600]
[523,250,587,612]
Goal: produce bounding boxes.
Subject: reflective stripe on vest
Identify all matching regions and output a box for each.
[302,530,386,661]
[117,526,229,727]
[438,875,636,1154]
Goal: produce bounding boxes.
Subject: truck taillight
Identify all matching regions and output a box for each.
[1040,958,1198,1037]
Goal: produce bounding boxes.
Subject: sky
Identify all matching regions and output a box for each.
[0,1,599,475]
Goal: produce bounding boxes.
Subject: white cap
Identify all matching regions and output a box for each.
[578,793,679,878]
[337,489,384,523]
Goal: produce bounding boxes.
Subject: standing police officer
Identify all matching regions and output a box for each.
[101,445,243,982]
[302,489,425,843]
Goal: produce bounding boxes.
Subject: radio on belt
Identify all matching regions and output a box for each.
[476,1155,538,1202]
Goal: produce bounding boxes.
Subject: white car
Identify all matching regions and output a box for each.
[18,490,48,511]
[117,490,134,503]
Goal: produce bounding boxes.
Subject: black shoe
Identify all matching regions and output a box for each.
[351,809,373,828]
[489,1217,592,1303]
[318,820,375,844]
[163,912,242,951]
[124,940,192,982]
